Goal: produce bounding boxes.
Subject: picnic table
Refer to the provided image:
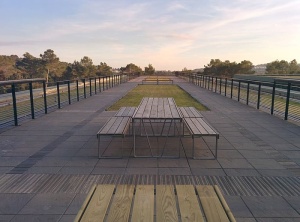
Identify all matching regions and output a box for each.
[132,97,182,157]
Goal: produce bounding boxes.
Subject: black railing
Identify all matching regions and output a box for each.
[0,74,129,128]
[187,74,300,123]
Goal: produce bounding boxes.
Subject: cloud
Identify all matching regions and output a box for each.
[167,2,187,11]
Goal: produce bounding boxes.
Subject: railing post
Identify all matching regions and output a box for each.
[225,78,227,96]
[94,78,97,94]
[43,81,47,114]
[215,77,217,92]
[67,81,71,104]
[257,82,261,109]
[231,79,233,98]
[238,80,241,101]
[83,79,86,98]
[11,83,18,126]
[208,76,210,90]
[57,82,61,109]
[246,82,250,105]
[271,81,276,115]
[89,78,92,96]
[219,78,222,94]
[98,77,101,92]
[76,80,79,101]
[29,82,35,119]
[285,82,291,120]
[102,77,105,91]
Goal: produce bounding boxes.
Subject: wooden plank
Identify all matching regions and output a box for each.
[127,107,136,117]
[115,107,126,116]
[98,117,117,134]
[179,107,189,118]
[195,119,217,135]
[115,117,130,134]
[157,99,165,118]
[131,185,154,222]
[80,184,115,222]
[185,107,195,118]
[74,184,97,222]
[189,107,203,118]
[106,184,135,222]
[143,97,153,118]
[163,98,172,118]
[214,186,236,222]
[156,185,178,222]
[184,118,200,135]
[108,117,124,134]
[196,185,230,222]
[176,185,204,222]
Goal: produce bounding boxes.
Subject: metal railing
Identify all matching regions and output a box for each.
[188,74,300,123]
[0,74,129,128]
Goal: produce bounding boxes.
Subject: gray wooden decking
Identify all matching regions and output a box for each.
[0,76,300,221]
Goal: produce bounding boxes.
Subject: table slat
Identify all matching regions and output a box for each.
[156,185,178,222]
[131,185,154,222]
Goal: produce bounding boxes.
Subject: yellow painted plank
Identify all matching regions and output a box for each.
[106,184,135,222]
[176,185,204,222]
[131,185,154,222]
[156,185,178,222]
[196,185,230,222]
[80,184,115,222]
[214,186,236,222]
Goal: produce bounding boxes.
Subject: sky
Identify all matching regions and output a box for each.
[0,0,300,71]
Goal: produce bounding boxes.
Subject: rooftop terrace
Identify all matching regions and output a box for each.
[0,76,300,221]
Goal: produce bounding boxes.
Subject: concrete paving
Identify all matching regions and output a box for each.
[0,76,299,221]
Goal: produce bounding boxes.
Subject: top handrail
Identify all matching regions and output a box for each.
[0,78,46,86]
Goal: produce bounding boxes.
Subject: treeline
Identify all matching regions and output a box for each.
[178,59,300,77]
[0,49,155,83]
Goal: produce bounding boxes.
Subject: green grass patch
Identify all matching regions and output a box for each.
[107,85,209,111]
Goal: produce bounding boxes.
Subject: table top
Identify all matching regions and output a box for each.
[133,97,181,119]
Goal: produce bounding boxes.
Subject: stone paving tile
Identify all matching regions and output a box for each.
[25,166,62,174]
[256,218,300,222]
[248,159,286,170]
[224,196,253,218]
[0,194,34,214]
[10,215,61,222]
[58,166,94,175]
[59,214,76,222]
[125,167,158,175]
[157,158,189,168]
[64,157,98,167]
[218,158,253,169]
[91,167,125,174]
[242,196,299,218]
[283,196,300,214]
[65,193,87,215]
[224,169,260,177]
[19,193,74,215]
[188,159,221,168]
[191,168,226,176]
[158,168,192,175]
[258,169,300,177]
[218,150,244,159]
[96,158,128,168]
[0,215,14,221]
[127,158,158,168]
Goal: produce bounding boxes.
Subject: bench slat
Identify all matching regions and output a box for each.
[115,107,126,116]
[156,185,178,222]
[185,118,218,136]
[115,117,130,134]
[176,185,204,222]
[106,185,135,222]
[196,185,230,222]
[80,184,115,222]
[143,98,153,118]
[189,107,203,118]
[127,107,136,117]
[107,117,124,134]
[98,117,118,134]
[131,185,154,222]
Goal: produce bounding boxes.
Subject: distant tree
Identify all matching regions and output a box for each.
[80,56,96,77]
[40,49,60,84]
[289,59,300,74]
[124,63,143,76]
[266,60,290,74]
[203,59,255,77]
[16,52,44,79]
[144,64,155,75]
[97,62,112,76]
[0,55,20,80]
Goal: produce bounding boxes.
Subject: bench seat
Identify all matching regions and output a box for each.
[178,106,203,118]
[97,116,131,158]
[183,117,219,159]
[115,107,136,117]
[75,184,236,222]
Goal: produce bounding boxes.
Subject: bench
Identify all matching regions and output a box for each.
[183,117,219,159]
[178,106,203,118]
[97,116,131,158]
[141,79,173,85]
[74,184,236,222]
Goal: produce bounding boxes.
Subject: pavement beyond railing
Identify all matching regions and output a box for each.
[186,74,300,123]
[0,74,129,128]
